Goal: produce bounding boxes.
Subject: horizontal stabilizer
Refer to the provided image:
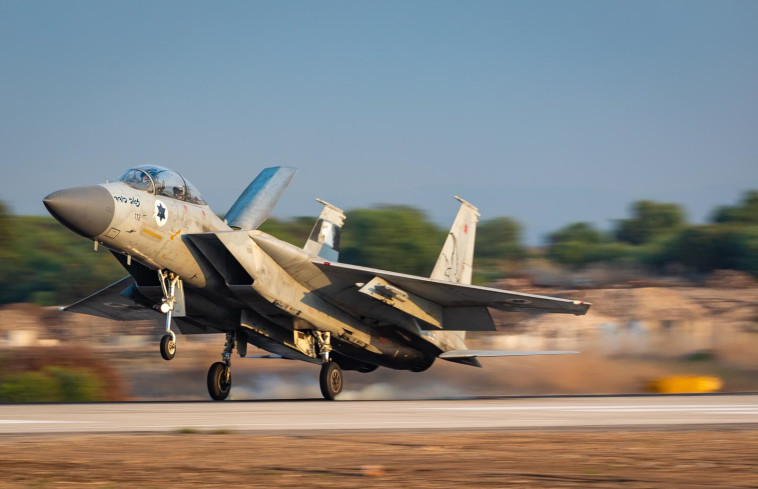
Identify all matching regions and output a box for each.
[225,166,297,230]
[440,349,578,367]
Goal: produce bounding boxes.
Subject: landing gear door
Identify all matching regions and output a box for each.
[293,330,316,359]
[173,278,186,317]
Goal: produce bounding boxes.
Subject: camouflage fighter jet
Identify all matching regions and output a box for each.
[43,165,590,400]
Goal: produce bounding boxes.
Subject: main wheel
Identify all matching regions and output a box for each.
[207,361,231,401]
[160,334,176,361]
[319,361,343,400]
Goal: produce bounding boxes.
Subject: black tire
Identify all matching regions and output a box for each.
[319,361,343,400]
[160,334,176,361]
[207,361,231,401]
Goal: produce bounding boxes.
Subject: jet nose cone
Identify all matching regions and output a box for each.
[43,185,115,238]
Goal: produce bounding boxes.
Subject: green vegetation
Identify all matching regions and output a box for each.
[477,217,526,261]
[0,210,124,306]
[546,193,758,275]
[340,206,445,276]
[615,200,686,245]
[0,346,127,402]
[713,190,758,225]
[0,366,104,402]
[258,216,313,246]
[2,189,757,306]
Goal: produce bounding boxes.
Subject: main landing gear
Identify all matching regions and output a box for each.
[158,270,180,361]
[207,331,235,401]
[315,331,343,401]
[320,361,343,400]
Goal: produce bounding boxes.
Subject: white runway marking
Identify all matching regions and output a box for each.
[0,420,89,425]
[426,404,758,414]
[1,395,757,434]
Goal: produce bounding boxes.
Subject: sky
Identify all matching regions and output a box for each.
[1,0,757,244]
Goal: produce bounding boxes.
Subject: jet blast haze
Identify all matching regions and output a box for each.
[43,166,590,400]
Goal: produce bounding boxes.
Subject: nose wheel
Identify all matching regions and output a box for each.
[159,334,176,360]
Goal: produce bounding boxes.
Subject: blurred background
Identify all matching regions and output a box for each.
[1,0,757,401]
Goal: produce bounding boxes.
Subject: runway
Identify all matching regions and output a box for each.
[1,394,757,435]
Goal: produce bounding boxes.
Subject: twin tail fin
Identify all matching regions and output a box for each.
[303,199,345,262]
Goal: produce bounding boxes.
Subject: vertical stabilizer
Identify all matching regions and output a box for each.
[430,196,481,358]
[303,199,345,262]
[431,196,480,285]
[225,167,297,230]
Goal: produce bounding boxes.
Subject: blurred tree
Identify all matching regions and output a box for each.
[0,215,123,305]
[652,224,758,275]
[615,200,686,245]
[0,366,105,402]
[546,222,608,266]
[0,201,11,248]
[475,217,525,261]
[712,190,758,225]
[340,206,444,276]
[258,216,314,246]
[548,222,605,245]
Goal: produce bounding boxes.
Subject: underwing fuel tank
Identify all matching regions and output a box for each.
[43,185,115,239]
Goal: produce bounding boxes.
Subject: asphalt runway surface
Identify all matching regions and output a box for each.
[1,394,757,435]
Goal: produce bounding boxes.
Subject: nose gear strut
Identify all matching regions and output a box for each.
[158,270,181,360]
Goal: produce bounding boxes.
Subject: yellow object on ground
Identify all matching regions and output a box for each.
[647,376,723,394]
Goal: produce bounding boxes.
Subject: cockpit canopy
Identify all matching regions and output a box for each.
[118,165,206,205]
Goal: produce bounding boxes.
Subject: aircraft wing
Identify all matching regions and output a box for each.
[314,261,589,313]
[186,230,589,333]
[311,261,589,331]
[63,276,162,321]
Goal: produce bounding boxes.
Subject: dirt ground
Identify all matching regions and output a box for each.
[1,429,757,488]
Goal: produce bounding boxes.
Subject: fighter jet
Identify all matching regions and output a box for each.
[43,165,590,400]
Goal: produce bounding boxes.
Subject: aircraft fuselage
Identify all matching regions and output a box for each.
[45,178,438,373]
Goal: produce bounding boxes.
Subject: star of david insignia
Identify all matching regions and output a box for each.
[154,200,168,226]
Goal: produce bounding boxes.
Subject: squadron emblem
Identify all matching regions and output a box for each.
[154,199,168,227]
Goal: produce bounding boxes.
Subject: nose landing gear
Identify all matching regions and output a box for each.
[158,270,181,361]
